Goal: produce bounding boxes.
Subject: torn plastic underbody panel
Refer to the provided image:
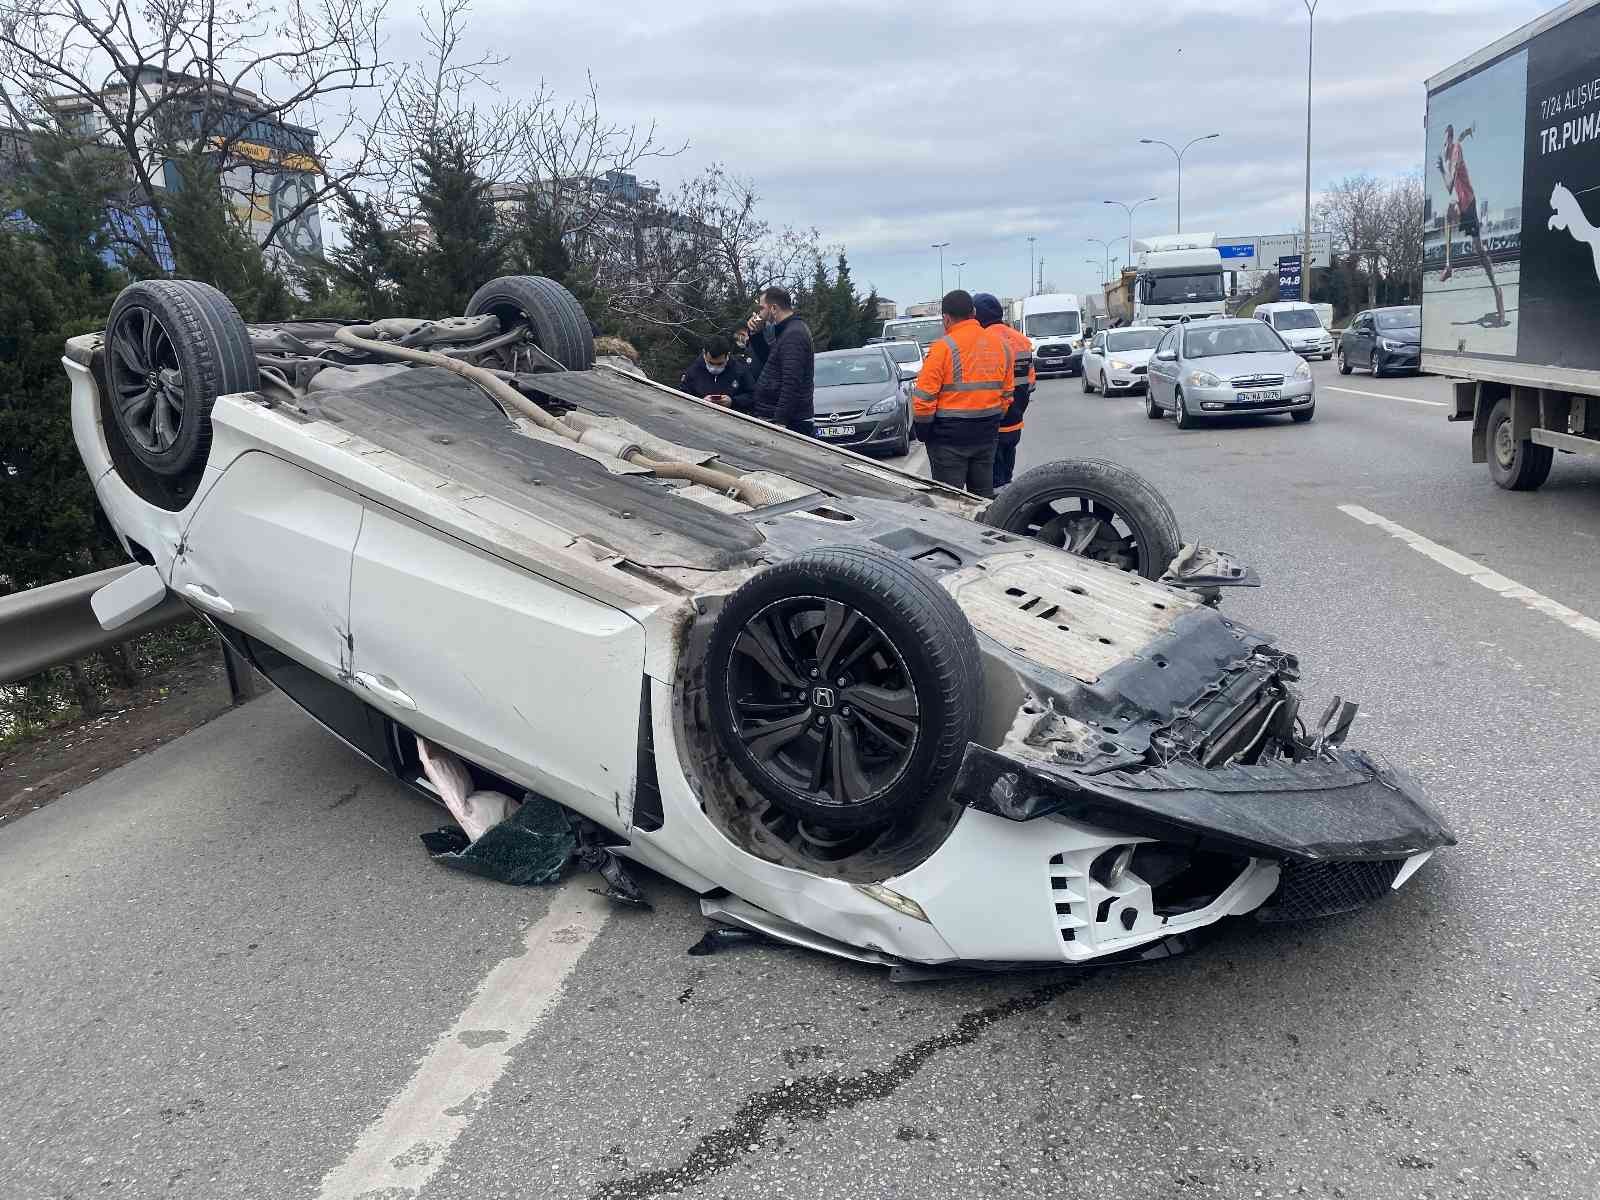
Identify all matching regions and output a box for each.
[948,592,1456,864]
[954,744,1454,862]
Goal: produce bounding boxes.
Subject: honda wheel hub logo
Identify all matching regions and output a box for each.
[811,686,837,709]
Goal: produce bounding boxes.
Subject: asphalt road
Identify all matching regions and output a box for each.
[4,358,1599,1200]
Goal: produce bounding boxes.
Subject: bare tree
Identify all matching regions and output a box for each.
[1380,172,1425,302]
[594,165,825,335]
[1316,173,1389,307]
[0,0,387,266]
[355,0,519,231]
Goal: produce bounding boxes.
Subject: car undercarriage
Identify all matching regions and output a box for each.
[65,275,1455,971]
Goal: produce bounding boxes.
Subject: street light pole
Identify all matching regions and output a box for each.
[931,241,950,297]
[1138,133,1220,233]
[1084,258,1104,286]
[1103,197,1159,265]
[952,261,967,289]
[1026,236,1037,297]
[1086,236,1120,282]
[1302,0,1318,303]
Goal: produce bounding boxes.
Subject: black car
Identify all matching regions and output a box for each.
[1338,306,1421,377]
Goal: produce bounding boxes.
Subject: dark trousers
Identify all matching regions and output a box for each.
[926,439,997,498]
[992,433,1020,490]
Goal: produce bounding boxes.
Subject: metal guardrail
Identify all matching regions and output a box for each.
[0,565,193,685]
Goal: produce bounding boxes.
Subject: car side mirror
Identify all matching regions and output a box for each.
[1156,349,1177,362]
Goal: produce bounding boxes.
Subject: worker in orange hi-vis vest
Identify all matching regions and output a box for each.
[974,292,1033,489]
[907,290,1013,498]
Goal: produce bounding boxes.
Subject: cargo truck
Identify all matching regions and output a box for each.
[1424,0,1600,490]
[1132,234,1227,327]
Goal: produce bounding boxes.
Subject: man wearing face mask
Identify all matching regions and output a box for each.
[679,335,755,412]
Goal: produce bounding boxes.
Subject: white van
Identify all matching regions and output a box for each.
[1255,301,1334,360]
[1016,293,1086,376]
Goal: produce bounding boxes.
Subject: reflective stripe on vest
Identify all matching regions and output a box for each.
[930,330,1006,419]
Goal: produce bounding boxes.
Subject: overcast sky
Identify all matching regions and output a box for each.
[383,0,1548,309]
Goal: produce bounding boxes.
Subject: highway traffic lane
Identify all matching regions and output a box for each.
[1020,362,1600,623]
[0,696,606,1200]
[6,631,1591,1200]
[3,390,1599,1199]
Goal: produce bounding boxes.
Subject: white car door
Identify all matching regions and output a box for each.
[170,451,362,681]
[1083,334,1105,382]
[347,505,647,824]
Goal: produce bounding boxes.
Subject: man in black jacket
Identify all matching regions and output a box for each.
[678,335,755,412]
[744,287,815,435]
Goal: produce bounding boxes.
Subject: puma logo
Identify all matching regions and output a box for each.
[1548,182,1600,283]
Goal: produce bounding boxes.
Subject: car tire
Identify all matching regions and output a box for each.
[1100,371,1112,396]
[891,427,911,457]
[705,546,982,831]
[1486,396,1554,491]
[103,280,259,479]
[1082,369,1094,393]
[1291,405,1315,423]
[465,275,594,371]
[1145,391,1163,420]
[980,458,1182,579]
[1337,347,1352,375]
[1174,389,1198,430]
[1371,352,1385,378]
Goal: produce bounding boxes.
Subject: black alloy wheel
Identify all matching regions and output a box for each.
[1338,346,1352,375]
[725,596,919,812]
[706,546,981,831]
[107,304,185,458]
[981,458,1182,579]
[102,279,259,481]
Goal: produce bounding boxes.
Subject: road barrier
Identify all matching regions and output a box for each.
[0,566,194,685]
[0,566,265,704]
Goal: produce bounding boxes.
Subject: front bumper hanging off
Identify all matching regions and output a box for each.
[952,742,1455,920]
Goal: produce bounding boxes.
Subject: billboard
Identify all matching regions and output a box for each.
[1424,2,1600,369]
[1278,255,1303,300]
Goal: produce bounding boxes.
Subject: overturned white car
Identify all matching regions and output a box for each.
[66,276,1454,972]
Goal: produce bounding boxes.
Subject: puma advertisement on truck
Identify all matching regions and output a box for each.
[1423,0,1600,371]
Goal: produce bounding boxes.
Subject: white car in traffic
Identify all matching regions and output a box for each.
[1081,326,1166,395]
[1255,301,1334,360]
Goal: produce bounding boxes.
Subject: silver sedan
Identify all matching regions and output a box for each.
[1145,318,1316,429]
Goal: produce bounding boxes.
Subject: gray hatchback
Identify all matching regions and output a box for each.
[1145,318,1316,429]
[810,346,912,455]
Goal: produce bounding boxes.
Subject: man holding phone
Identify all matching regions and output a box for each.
[679,334,755,412]
[745,287,816,436]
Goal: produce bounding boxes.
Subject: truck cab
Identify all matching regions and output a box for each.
[1133,234,1227,327]
[1015,293,1086,376]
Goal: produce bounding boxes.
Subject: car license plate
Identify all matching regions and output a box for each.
[1236,389,1280,404]
[818,424,856,438]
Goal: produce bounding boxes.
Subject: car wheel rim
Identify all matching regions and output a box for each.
[1006,493,1151,573]
[108,305,184,454]
[1493,419,1516,469]
[726,597,920,810]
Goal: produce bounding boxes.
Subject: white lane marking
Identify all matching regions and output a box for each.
[315,881,612,1200]
[1324,386,1447,407]
[1339,504,1600,643]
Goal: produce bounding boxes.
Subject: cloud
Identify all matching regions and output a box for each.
[373,0,1546,304]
